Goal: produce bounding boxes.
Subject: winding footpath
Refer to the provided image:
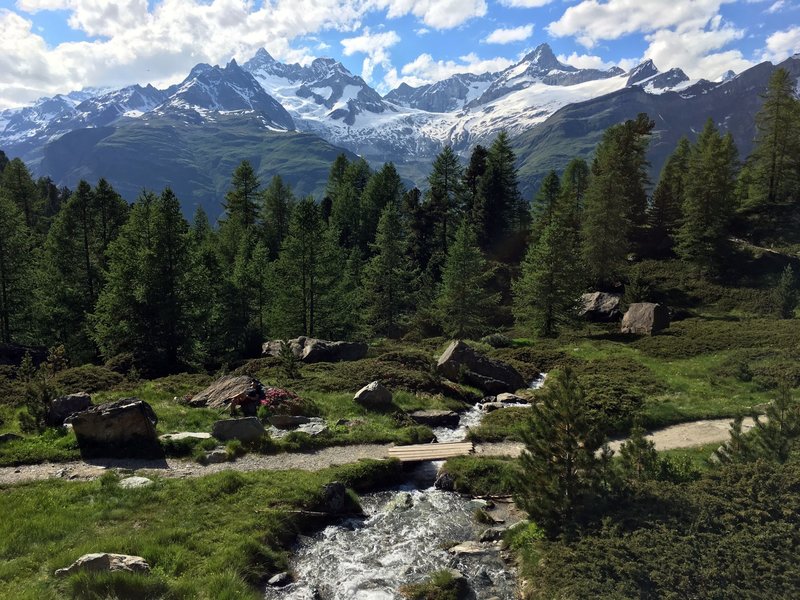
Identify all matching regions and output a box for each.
[0,417,756,487]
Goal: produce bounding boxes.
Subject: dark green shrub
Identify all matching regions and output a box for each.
[52,365,123,393]
[480,333,513,348]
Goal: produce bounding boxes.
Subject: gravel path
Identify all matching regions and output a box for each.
[0,417,754,487]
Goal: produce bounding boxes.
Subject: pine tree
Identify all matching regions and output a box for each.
[648,137,691,254]
[618,425,659,482]
[753,384,800,462]
[462,144,488,217]
[436,221,498,338]
[362,203,413,338]
[515,367,609,536]
[223,160,261,228]
[514,218,581,337]
[773,264,798,319]
[427,146,464,256]
[581,115,653,287]
[474,131,526,256]
[0,191,34,343]
[676,119,738,276]
[261,175,295,258]
[530,170,561,245]
[1,158,43,233]
[331,158,371,249]
[748,68,800,209]
[558,158,589,234]
[360,162,403,249]
[92,188,196,373]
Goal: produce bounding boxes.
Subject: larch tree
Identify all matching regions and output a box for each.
[675,119,739,276]
[648,137,691,255]
[427,146,464,257]
[436,221,498,339]
[0,191,34,343]
[529,170,561,246]
[261,174,295,258]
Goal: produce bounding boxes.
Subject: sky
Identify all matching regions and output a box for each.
[0,0,799,109]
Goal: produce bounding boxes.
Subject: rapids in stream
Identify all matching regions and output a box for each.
[264,374,547,599]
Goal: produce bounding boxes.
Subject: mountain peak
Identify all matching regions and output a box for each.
[720,70,736,82]
[254,48,275,62]
[521,43,569,71]
[627,59,660,86]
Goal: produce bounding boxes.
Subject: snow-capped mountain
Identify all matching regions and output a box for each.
[625,59,690,93]
[384,72,497,113]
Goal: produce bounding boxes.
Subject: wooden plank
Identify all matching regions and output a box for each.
[388,441,475,462]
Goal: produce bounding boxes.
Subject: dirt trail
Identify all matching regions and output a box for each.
[0,417,753,487]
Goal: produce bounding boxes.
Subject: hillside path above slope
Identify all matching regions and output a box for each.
[0,417,755,487]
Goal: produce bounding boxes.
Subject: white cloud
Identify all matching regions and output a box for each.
[767,0,786,13]
[383,51,513,90]
[557,52,613,70]
[761,25,800,62]
[341,28,401,82]
[547,0,733,48]
[498,0,553,6]
[376,0,487,29]
[483,24,534,44]
[642,24,753,81]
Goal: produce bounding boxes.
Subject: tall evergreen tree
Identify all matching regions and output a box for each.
[514,217,581,337]
[0,191,34,343]
[773,264,798,319]
[261,175,295,258]
[360,162,404,250]
[223,160,261,228]
[362,203,413,338]
[474,131,526,257]
[1,158,42,233]
[92,188,196,373]
[558,158,589,234]
[331,158,371,249]
[530,170,561,245]
[436,221,498,338]
[515,368,610,536]
[676,119,738,276]
[649,137,691,254]
[427,146,464,257]
[581,115,653,288]
[462,144,488,217]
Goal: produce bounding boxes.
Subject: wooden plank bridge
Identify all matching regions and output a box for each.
[387,441,474,463]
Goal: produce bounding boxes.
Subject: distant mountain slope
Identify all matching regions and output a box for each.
[511,57,800,197]
[39,113,356,220]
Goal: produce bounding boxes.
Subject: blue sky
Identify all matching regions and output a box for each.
[1,0,798,108]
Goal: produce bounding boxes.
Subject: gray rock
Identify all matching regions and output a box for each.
[481,402,506,412]
[55,553,150,578]
[269,414,311,429]
[267,572,292,587]
[47,392,92,426]
[386,492,414,511]
[159,432,212,442]
[70,399,160,458]
[263,337,368,363]
[354,381,393,409]
[188,375,265,415]
[447,541,490,556]
[119,476,153,489]
[580,292,622,322]
[0,432,21,444]
[211,417,265,442]
[320,481,346,513]
[621,302,670,335]
[496,392,526,404]
[434,471,455,491]
[437,340,526,394]
[480,528,504,542]
[409,410,459,428]
[205,449,229,464]
[297,419,328,436]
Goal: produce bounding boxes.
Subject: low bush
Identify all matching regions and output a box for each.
[399,569,469,600]
[52,365,123,394]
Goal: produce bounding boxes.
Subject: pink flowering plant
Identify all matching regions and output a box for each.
[258,387,316,420]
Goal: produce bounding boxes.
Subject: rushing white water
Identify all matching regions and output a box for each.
[264,373,547,599]
[264,486,517,599]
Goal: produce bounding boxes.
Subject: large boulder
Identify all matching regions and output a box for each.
[47,392,92,426]
[320,481,347,513]
[55,553,150,578]
[211,417,265,442]
[263,337,368,363]
[621,302,670,335]
[188,375,265,415]
[70,399,161,458]
[580,292,622,322]
[437,341,526,394]
[353,381,393,409]
[410,410,460,428]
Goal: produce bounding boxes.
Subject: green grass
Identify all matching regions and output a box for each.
[438,455,520,496]
[399,569,468,600]
[0,459,401,599]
